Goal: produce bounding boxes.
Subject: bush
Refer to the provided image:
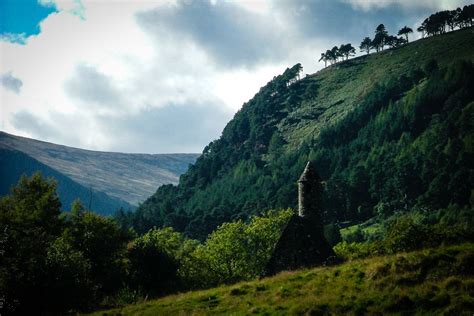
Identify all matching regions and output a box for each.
[127,227,186,295]
[383,215,428,253]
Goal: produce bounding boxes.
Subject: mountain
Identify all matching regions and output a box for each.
[0,132,199,213]
[0,148,134,215]
[130,28,474,239]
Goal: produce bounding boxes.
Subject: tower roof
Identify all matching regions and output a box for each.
[298,161,318,182]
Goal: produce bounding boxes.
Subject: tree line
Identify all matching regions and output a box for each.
[2,173,472,314]
[320,4,474,67]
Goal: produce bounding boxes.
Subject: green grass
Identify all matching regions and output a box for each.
[90,243,474,315]
[340,221,383,241]
[281,27,474,150]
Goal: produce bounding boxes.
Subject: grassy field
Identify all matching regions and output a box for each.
[91,243,474,315]
[281,27,474,150]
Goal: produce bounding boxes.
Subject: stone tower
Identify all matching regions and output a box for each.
[264,161,334,276]
[298,161,323,221]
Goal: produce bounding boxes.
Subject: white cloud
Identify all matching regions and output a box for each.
[0,0,290,153]
[1,0,457,153]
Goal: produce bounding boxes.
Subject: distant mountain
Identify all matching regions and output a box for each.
[0,132,199,210]
[0,148,133,215]
[130,28,474,239]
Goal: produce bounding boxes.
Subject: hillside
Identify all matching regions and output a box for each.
[0,132,199,206]
[130,28,474,239]
[0,148,132,215]
[91,243,474,315]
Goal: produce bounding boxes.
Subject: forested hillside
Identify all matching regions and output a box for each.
[128,28,474,240]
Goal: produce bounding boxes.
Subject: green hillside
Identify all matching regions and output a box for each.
[129,28,474,239]
[91,243,474,315]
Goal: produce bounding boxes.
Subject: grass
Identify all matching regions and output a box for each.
[280,27,474,150]
[90,243,474,315]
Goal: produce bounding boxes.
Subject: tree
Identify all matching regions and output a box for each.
[371,33,384,52]
[360,37,372,54]
[386,35,406,48]
[330,46,342,63]
[319,52,328,67]
[61,200,131,298]
[0,173,63,314]
[179,210,292,287]
[127,227,186,295]
[373,24,389,51]
[339,43,356,60]
[397,26,413,42]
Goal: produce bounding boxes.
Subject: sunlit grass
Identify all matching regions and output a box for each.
[90,243,474,315]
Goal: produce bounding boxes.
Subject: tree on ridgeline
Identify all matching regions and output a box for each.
[397,26,413,42]
[371,32,384,52]
[417,5,474,38]
[360,37,372,54]
[330,46,342,63]
[386,35,406,48]
[339,43,356,60]
[319,52,328,67]
[375,24,388,50]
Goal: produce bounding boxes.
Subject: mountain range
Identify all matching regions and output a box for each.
[0,131,198,215]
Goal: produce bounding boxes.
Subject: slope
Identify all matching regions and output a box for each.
[0,132,199,206]
[91,243,474,315]
[0,148,131,215]
[131,28,474,239]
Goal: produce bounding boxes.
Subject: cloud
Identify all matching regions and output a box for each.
[1,0,467,154]
[64,64,122,109]
[271,0,430,43]
[100,101,233,153]
[11,111,57,139]
[136,0,286,69]
[342,0,473,11]
[0,71,23,94]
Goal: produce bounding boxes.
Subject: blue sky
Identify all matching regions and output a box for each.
[0,0,57,43]
[0,0,472,153]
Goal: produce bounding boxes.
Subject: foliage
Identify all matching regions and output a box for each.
[0,174,132,314]
[127,227,188,295]
[0,173,63,313]
[418,5,474,37]
[180,209,293,288]
[335,208,474,260]
[61,200,131,299]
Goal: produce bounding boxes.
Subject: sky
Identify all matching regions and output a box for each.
[0,0,471,154]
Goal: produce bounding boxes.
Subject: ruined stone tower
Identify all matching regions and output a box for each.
[298,161,323,222]
[264,161,334,276]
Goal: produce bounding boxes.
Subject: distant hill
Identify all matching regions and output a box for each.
[0,148,133,215]
[0,132,199,210]
[131,27,474,239]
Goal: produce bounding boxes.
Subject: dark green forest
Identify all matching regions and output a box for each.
[123,27,474,240]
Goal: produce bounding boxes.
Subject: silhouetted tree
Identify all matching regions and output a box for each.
[386,35,406,48]
[360,37,372,54]
[339,43,356,60]
[319,52,328,67]
[397,26,413,42]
